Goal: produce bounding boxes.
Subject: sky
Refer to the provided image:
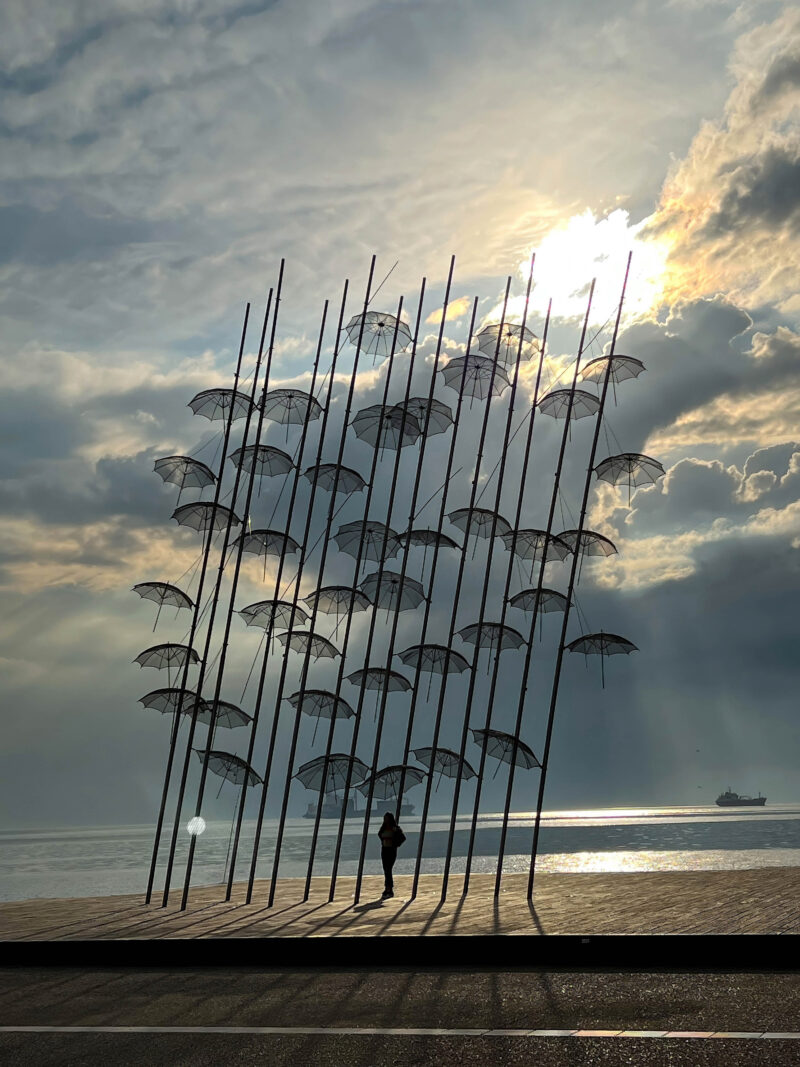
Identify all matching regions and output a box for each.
[1,0,800,833]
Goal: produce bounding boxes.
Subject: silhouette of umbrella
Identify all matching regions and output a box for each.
[475,322,540,365]
[261,389,323,439]
[566,631,638,687]
[355,765,425,802]
[471,727,540,776]
[400,528,461,580]
[507,588,567,636]
[397,643,471,699]
[303,463,367,495]
[334,521,402,563]
[133,581,195,631]
[412,746,476,790]
[351,404,421,451]
[154,456,215,505]
[172,502,241,534]
[346,666,412,720]
[139,688,201,716]
[304,585,372,615]
[239,599,309,630]
[394,397,453,436]
[194,749,262,796]
[234,528,300,560]
[557,529,617,557]
[288,689,356,743]
[500,530,571,563]
[449,507,512,558]
[276,630,340,660]
[538,388,600,420]
[457,621,526,656]
[344,311,412,362]
[581,354,645,401]
[359,570,426,613]
[440,354,510,402]
[229,443,293,478]
[594,452,665,505]
[202,699,253,729]
[134,644,199,687]
[294,753,370,799]
[188,388,253,422]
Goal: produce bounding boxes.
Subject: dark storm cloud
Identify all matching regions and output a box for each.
[751,47,800,109]
[703,145,800,237]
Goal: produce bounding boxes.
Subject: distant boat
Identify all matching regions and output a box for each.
[303,797,415,819]
[715,787,766,807]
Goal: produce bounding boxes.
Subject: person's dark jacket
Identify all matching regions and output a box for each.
[377,826,406,850]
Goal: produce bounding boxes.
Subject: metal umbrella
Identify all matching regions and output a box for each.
[537,388,600,420]
[202,700,253,730]
[508,588,568,637]
[412,746,477,790]
[359,570,426,613]
[471,727,540,777]
[134,644,199,687]
[440,354,510,402]
[449,506,512,558]
[276,630,340,660]
[261,389,323,440]
[304,585,371,616]
[172,502,241,535]
[397,643,471,700]
[139,688,201,716]
[344,311,412,362]
[393,397,453,436]
[346,666,412,720]
[594,452,665,506]
[239,599,309,630]
[132,581,194,631]
[154,456,215,506]
[351,404,421,451]
[557,529,617,557]
[294,753,370,801]
[302,463,367,495]
[234,528,300,560]
[194,749,262,797]
[229,443,293,478]
[334,520,402,563]
[188,388,253,422]
[581,354,645,404]
[355,765,425,803]
[566,631,638,687]
[287,689,356,744]
[457,621,526,653]
[400,528,460,582]
[475,322,541,365]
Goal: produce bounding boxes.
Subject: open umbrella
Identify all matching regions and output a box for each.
[594,452,665,506]
[400,528,460,581]
[229,443,293,478]
[344,311,412,363]
[355,765,425,802]
[132,581,194,631]
[302,463,367,495]
[507,588,568,637]
[288,689,356,744]
[154,457,216,506]
[449,507,512,558]
[239,599,309,630]
[188,388,253,422]
[134,644,199,687]
[304,585,371,616]
[457,622,526,662]
[580,354,646,404]
[172,501,241,535]
[351,404,421,451]
[412,746,476,790]
[566,631,638,687]
[475,322,540,365]
[234,528,300,560]
[397,643,471,699]
[359,570,426,613]
[537,388,600,420]
[261,389,323,440]
[346,666,412,721]
[294,753,370,799]
[194,749,262,797]
[139,688,201,716]
[276,630,340,660]
[440,354,509,402]
[393,397,453,436]
[557,529,617,557]
[471,727,540,777]
[334,521,402,563]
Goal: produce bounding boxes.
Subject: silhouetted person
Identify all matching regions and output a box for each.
[378,811,406,898]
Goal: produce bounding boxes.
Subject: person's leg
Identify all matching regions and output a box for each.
[386,850,395,892]
[381,850,392,894]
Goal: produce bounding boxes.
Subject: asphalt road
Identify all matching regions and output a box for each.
[2,967,800,1065]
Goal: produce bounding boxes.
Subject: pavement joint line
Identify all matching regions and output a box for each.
[2,1026,800,1039]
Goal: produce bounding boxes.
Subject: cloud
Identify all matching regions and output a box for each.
[425,295,473,326]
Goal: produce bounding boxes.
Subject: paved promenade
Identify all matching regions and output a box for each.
[2,868,800,941]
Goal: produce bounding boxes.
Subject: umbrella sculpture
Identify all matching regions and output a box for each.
[508,587,568,637]
[276,630,340,660]
[359,570,426,613]
[566,631,638,688]
[471,727,541,777]
[188,388,253,422]
[234,528,300,560]
[288,689,356,744]
[394,397,453,436]
[261,389,324,440]
[400,528,460,581]
[229,443,293,478]
[343,310,412,363]
[501,528,572,583]
[412,746,477,790]
[594,452,665,506]
[201,700,253,729]
[351,404,422,451]
[239,599,309,630]
[355,765,426,803]
[303,585,371,640]
[134,643,199,687]
[172,501,241,535]
[457,621,526,656]
[537,388,600,420]
[557,529,617,584]
[302,463,367,495]
[295,753,370,801]
[139,688,201,716]
[449,506,512,558]
[132,581,194,631]
[154,456,216,506]
[194,749,262,797]
[346,666,412,720]
[440,354,510,403]
[334,520,402,563]
[475,322,541,365]
[580,353,646,404]
[397,643,471,700]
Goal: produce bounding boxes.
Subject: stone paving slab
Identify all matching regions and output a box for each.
[2,867,799,941]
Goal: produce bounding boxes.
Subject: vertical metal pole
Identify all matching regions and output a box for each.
[243,256,377,905]
[223,281,349,901]
[527,253,632,899]
[409,278,513,900]
[462,296,551,892]
[493,281,597,895]
[439,270,536,899]
[144,300,253,905]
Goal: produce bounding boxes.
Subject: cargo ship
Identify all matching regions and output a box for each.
[715,787,766,807]
[303,798,415,819]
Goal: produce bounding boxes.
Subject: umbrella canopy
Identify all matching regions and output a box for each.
[154,456,216,491]
[239,599,309,630]
[288,689,355,743]
[202,700,253,729]
[457,621,526,651]
[132,582,194,611]
[304,585,371,615]
[471,728,540,772]
[501,529,571,564]
[475,322,540,365]
[134,643,199,670]
[172,501,241,534]
[188,388,253,422]
[594,452,665,505]
[401,529,461,551]
[359,570,426,612]
[557,529,617,557]
[139,688,201,715]
[346,667,412,692]
[234,528,300,559]
[351,404,422,450]
[355,765,425,800]
[302,462,367,495]
[566,631,638,687]
[261,388,323,427]
[294,753,370,796]
[276,630,340,659]
[394,397,453,436]
[448,507,512,540]
[412,746,477,782]
[229,443,293,478]
[537,388,600,420]
[440,354,510,399]
[334,520,402,562]
[397,643,470,698]
[508,587,568,613]
[344,311,412,360]
[194,749,262,787]
[580,353,645,385]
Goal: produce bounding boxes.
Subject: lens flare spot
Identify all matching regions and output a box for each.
[187,816,206,836]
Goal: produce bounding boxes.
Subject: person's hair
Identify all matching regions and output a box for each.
[381,811,396,829]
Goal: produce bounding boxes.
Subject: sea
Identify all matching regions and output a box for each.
[3,804,800,903]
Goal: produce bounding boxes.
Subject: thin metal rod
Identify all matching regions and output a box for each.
[439,260,537,899]
[144,300,252,906]
[493,281,597,896]
[223,281,348,902]
[527,253,632,899]
[410,278,513,900]
[161,275,281,909]
[243,255,376,905]
[462,296,551,892]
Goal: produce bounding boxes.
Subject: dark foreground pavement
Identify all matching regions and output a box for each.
[2,967,800,1065]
